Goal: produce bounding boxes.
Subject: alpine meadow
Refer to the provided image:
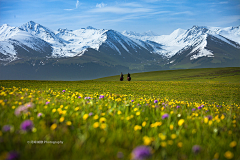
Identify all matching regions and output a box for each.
[0,67,240,160]
[1,0,240,159]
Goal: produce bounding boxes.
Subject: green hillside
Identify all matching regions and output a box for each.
[94,67,240,83]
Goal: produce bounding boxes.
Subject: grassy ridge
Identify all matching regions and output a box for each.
[95,67,240,83]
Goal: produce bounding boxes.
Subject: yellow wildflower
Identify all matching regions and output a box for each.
[170,124,174,130]
[224,151,234,159]
[229,141,237,148]
[134,125,142,131]
[133,108,138,111]
[143,136,152,145]
[214,153,219,159]
[117,111,122,115]
[62,110,66,115]
[99,117,106,123]
[100,123,107,129]
[204,117,209,123]
[142,121,146,127]
[59,117,64,122]
[177,142,183,148]
[50,123,57,130]
[221,114,225,120]
[93,122,99,128]
[93,115,99,120]
[178,119,184,126]
[171,134,177,139]
[209,120,213,126]
[136,112,140,116]
[66,121,72,126]
[83,114,88,120]
[158,133,166,140]
[161,141,167,147]
[52,109,56,113]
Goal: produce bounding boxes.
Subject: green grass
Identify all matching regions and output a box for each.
[95,67,240,83]
[0,67,240,160]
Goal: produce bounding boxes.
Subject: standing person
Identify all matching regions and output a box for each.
[120,72,124,81]
[127,73,131,81]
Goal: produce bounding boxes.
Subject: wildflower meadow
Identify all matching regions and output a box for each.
[0,68,240,160]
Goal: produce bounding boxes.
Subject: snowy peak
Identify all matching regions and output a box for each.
[0,24,20,41]
[215,25,240,44]
[19,21,62,44]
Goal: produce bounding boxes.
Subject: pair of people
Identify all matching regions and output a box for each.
[120,72,131,81]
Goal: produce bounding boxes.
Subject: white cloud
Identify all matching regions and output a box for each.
[64,0,81,11]
[90,6,152,14]
[76,0,80,8]
[219,1,228,4]
[96,2,107,8]
[171,11,194,16]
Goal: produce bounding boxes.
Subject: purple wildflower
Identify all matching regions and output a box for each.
[192,108,196,111]
[131,100,134,102]
[2,125,11,132]
[192,145,201,154]
[45,101,50,105]
[78,96,81,98]
[6,151,20,160]
[162,113,169,119]
[131,145,152,160]
[20,120,34,132]
[154,100,158,103]
[89,112,93,116]
[37,113,42,117]
[206,115,213,120]
[62,90,66,93]
[99,95,104,99]
[84,97,91,99]
[117,152,124,159]
[14,102,34,116]
[197,106,202,109]
[176,106,180,109]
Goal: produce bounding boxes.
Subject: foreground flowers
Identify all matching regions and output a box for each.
[20,120,33,132]
[0,84,239,160]
[131,146,152,160]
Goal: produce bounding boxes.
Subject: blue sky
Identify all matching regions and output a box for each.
[0,0,240,35]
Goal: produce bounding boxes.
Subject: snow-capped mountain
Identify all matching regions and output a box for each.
[0,21,164,61]
[0,21,239,80]
[0,23,52,62]
[122,25,240,60]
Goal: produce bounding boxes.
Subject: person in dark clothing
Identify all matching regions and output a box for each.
[127,73,131,81]
[120,72,124,81]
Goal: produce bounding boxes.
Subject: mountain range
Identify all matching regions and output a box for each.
[0,21,239,80]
